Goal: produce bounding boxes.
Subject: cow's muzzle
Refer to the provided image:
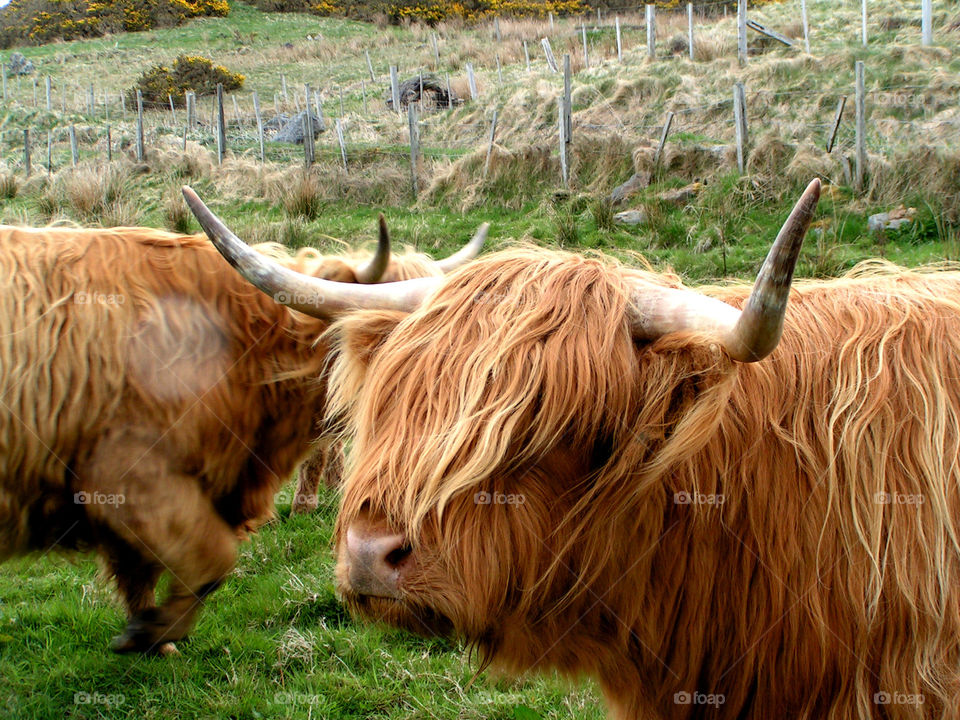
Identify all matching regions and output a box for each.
[340,517,412,599]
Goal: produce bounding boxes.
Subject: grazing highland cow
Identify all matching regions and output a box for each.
[186,180,960,719]
[0,214,485,654]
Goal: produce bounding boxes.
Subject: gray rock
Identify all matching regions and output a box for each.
[6,53,34,76]
[868,205,916,232]
[609,171,651,206]
[270,111,325,144]
[614,209,647,226]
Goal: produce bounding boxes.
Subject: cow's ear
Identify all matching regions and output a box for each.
[327,311,406,417]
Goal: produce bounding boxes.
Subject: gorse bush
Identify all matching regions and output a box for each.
[0,0,229,48]
[128,54,244,108]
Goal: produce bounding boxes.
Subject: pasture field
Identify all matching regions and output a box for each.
[0,0,959,717]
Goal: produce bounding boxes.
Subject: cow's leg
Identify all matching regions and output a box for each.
[290,436,343,514]
[81,453,237,653]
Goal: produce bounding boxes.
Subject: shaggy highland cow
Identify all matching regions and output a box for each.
[185,180,960,719]
[0,215,484,654]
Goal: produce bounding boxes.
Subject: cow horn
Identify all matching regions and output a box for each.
[182,186,440,319]
[354,214,391,284]
[435,223,490,273]
[628,178,821,362]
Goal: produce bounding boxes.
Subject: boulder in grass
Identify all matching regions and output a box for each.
[386,74,460,110]
[7,53,34,76]
[270,111,325,144]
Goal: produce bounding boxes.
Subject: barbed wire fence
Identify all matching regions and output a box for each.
[0,0,955,200]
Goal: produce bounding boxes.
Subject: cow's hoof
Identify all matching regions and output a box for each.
[156,642,179,656]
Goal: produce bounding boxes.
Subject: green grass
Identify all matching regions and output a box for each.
[0,487,605,719]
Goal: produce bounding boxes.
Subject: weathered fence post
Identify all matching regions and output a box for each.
[106,124,112,163]
[737,0,748,65]
[861,0,868,46]
[47,131,52,174]
[186,91,196,127]
[304,86,315,168]
[466,63,478,100]
[335,118,348,171]
[800,0,810,53]
[563,54,572,144]
[366,50,376,82]
[390,65,401,113]
[216,83,226,165]
[654,111,674,165]
[558,96,568,186]
[23,129,30,176]
[70,124,79,166]
[282,74,289,104]
[45,76,51,111]
[581,24,589,68]
[524,40,531,72]
[541,38,559,72]
[646,4,656,59]
[483,109,498,179]
[688,3,695,60]
[826,95,846,153]
[252,91,265,163]
[496,55,503,85]
[135,89,145,162]
[855,60,866,192]
[169,94,177,126]
[616,16,623,62]
[733,83,747,172]
[408,102,419,197]
[921,0,932,45]
[494,16,501,42]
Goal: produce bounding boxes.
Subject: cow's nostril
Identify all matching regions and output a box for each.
[385,544,412,569]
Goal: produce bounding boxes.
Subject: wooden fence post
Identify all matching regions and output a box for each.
[466,63,478,99]
[826,95,846,153]
[23,129,30,177]
[253,91,265,163]
[216,83,226,164]
[558,96,568,186]
[494,16,501,42]
[524,40,531,72]
[855,61,866,192]
[733,83,747,172]
[168,94,177,126]
[432,33,440,67]
[304,86,315,167]
[483,109,498,179]
[922,0,932,45]
[563,54,572,144]
[70,124,79,166]
[654,111,674,165]
[688,3,695,60]
[47,131,52,173]
[335,118,348,171]
[616,16,623,62]
[106,124,112,163]
[737,0,747,65]
[581,24,589,68]
[282,74,289,104]
[366,50,376,82]
[45,76,51,111]
[646,5,656,59]
[861,0,867,46]
[408,102,419,197]
[390,65,401,113]
[800,0,810,53]
[135,89,145,162]
[541,38,559,72]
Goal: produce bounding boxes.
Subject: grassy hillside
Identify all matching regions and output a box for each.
[0,1,959,718]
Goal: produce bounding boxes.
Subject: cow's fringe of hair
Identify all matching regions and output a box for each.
[331,249,960,719]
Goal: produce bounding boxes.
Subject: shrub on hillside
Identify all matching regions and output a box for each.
[127,54,244,108]
[0,0,229,49]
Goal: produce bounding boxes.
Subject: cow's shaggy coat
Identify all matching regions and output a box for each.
[331,248,960,719]
[0,224,438,651]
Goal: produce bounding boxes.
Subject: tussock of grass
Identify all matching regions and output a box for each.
[0,173,19,199]
[282,172,324,219]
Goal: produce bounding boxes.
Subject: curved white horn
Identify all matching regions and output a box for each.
[435,223,489,273]
[182,186,439,319]
[354,214,391,284]
[629,178,821,362]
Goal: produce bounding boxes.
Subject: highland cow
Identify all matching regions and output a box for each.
[186,179,960,719]
[0,215,484,654]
